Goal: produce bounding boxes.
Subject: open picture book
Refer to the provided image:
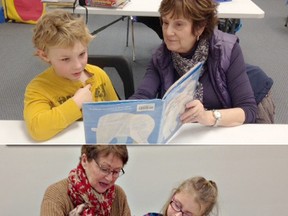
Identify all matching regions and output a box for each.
[82,62,203,144]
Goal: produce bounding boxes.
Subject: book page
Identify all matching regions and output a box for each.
[160,62,203,143]
[163,62,202,100]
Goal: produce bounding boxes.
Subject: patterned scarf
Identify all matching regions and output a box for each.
[171,38,209,102]
[68,163,116,216]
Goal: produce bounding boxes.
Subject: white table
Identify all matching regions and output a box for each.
[53,0,264,60]
[66,0,265,60]
[69,0,264,18]
[1,120,287,144]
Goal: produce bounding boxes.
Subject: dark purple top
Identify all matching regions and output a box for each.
[130,30,257,123]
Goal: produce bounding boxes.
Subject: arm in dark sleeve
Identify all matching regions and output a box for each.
[226,42,257,123]
[129,57,161,100]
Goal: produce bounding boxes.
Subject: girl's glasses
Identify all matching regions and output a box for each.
[170,198,193,216]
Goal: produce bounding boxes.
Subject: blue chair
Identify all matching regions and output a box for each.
[0,7,5,24]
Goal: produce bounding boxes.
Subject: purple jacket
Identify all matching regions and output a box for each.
[130,29,257,123]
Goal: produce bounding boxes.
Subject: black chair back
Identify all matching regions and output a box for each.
[88,55,135,99]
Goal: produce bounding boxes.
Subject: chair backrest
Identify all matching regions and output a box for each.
[245,64,275,124]
[88,55,135,99]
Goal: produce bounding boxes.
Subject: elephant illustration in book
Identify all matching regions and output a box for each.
[91,112,155,144]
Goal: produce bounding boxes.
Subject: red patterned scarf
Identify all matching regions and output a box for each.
[68,163,116,216]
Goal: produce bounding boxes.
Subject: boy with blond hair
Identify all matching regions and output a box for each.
[24,10,118,141]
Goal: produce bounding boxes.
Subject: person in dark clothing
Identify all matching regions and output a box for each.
[134,16,163,39]
[130,0,259,127]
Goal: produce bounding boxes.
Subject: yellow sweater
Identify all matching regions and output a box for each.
[40,179,131,216]
[24,64,118,141]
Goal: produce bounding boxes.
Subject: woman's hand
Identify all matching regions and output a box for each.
[180,100,214,126]
[180,100,246,127]
[69,203,87,216]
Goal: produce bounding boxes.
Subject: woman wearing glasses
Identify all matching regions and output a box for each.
[40,145,131,216]
[145,176,218,216]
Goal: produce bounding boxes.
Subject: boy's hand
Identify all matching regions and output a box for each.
[72,84,93,109]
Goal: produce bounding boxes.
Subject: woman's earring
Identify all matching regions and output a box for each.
[197,35,200,41]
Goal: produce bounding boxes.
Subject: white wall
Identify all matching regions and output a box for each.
[1,145,288,216]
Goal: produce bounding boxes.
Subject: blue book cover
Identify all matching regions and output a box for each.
[82,62,203,144]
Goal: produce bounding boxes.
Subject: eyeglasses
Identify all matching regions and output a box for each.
[94,160,125,178]
[170,198,193,216]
